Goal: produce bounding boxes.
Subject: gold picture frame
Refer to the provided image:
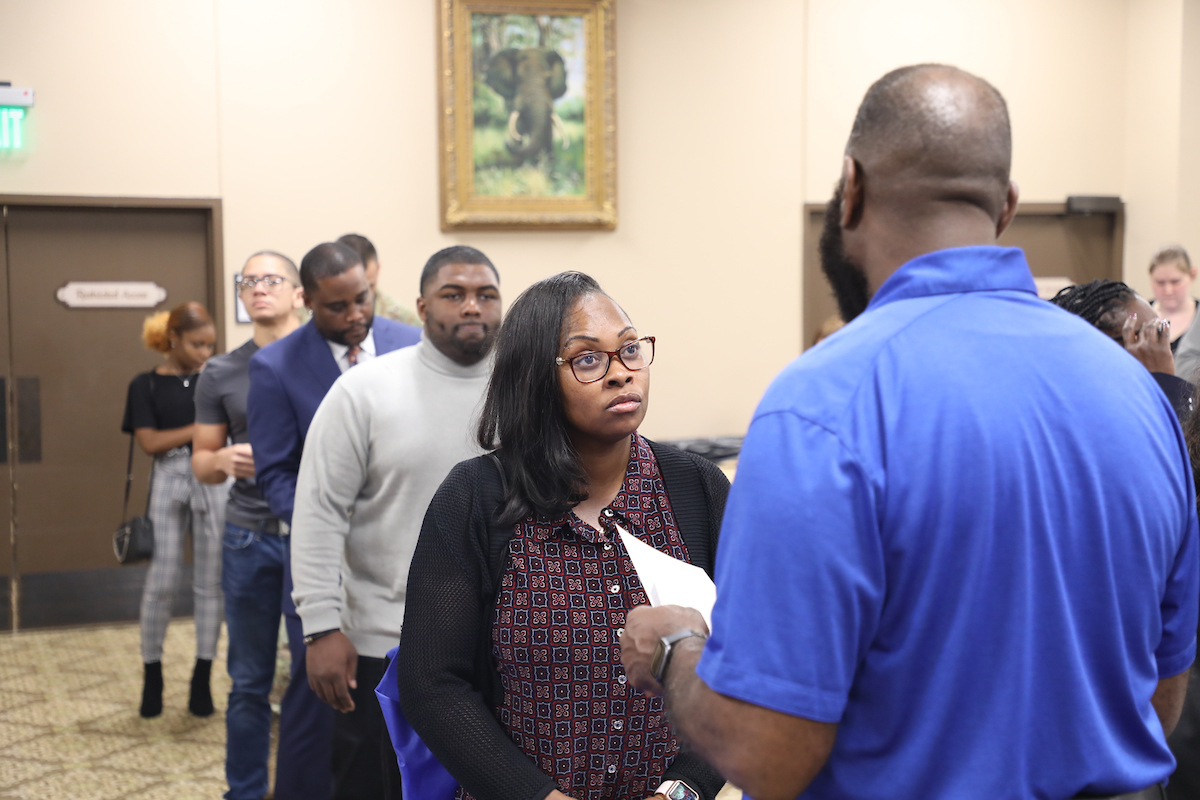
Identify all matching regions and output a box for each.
[438,0,616,230]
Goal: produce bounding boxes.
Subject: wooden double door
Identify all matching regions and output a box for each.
[0,198,223,630]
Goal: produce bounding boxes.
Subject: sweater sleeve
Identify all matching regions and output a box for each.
[290,381,366,637]
[397,460,559,800]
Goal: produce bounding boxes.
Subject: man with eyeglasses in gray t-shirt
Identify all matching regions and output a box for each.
[192,251,321,800]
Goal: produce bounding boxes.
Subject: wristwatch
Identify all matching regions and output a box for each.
[303,628,339,646]
[650,629,707,683]
[654,779,700,800]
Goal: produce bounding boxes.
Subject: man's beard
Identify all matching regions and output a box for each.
[819,182,871,323]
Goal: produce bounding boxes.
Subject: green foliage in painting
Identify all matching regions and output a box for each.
[556,96,584,122]
[474,81,508,126]
[474,118,585,197]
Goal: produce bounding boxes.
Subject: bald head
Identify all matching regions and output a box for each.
[847,64,1012,221]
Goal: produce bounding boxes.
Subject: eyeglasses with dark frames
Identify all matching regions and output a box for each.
[555,336,656,384]
[236,275,292,292]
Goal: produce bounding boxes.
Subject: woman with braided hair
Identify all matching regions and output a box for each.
[1051,279,1193,420]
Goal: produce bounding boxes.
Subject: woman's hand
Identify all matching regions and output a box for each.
[1122,313,1175,375]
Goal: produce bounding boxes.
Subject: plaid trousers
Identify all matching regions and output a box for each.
[139,449,227,663]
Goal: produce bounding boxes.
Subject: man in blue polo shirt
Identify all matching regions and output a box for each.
[621,64,1199,800]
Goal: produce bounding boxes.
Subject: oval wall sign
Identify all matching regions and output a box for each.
[56,281,167,309]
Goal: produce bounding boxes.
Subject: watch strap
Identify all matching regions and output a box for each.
[650,629,707,683]
[303,628,339,646]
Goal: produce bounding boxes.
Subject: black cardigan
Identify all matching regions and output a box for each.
[397,441,730,800]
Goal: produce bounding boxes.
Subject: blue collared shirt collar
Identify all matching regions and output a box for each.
[867,246,1038,312]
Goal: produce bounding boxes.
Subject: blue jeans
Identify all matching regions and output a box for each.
[222,522,287,800]
[223,523,335,800]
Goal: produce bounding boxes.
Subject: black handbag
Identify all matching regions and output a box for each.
[114,434,154,564]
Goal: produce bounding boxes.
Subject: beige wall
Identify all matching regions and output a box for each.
[1,0,1197,437]
[0,0,220,197]
[805,0,1129,204]
[1123,0,1184,298]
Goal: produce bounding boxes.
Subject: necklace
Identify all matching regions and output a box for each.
[159,370,195,388]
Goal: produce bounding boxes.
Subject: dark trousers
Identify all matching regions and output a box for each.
[332,655,403,800]
[1167,661,1200,800]
[275,540,337,800]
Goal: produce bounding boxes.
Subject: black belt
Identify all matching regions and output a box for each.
[260,518,288,536]
[1074,784,1164,800]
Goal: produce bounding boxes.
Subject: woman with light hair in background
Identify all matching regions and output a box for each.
[120,301,226,719]
[1153,246,1200,380]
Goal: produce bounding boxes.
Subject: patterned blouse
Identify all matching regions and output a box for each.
[469,433,692,800]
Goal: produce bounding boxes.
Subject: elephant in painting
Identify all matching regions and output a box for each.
[485,48,570,164]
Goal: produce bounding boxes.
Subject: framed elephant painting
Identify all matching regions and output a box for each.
[438,0,616,230]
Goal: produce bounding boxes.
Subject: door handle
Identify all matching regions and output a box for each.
[16,377,39,464]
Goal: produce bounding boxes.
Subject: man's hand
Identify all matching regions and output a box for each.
[217,443,256,479]
[306,631,358,713]
[620,604,709,697]
[1123,313,1175,375]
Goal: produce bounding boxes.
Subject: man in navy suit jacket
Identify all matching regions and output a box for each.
[247,242,419,800]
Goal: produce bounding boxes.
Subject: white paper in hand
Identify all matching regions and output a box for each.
[616,525,716,630]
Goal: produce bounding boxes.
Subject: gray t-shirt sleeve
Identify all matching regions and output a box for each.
[194,360,229,426]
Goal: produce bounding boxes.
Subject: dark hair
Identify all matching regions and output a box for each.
[420,246,498,295]
[336,233,377,267]
[245,250,299,285]
[299,242,363,295]
[477,271,601,524]
[1050,279,1135,337]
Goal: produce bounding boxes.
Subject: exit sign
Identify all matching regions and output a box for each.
[0,108,24,149]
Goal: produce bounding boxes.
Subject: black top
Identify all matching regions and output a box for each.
[1171,299,1200,355]
[122,370,201,444]
[1152,371,1196,422]
[398,442,730,800]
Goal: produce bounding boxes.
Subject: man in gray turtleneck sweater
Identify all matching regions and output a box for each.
[289,246,502,800]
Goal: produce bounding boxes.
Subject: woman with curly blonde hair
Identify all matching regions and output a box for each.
[121,301,225,718]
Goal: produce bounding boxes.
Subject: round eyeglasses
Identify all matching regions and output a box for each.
[236,275,291,292]
[555,336,656,384]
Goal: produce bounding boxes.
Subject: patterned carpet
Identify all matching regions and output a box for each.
[0,620,281,800]
[0,619,742,800]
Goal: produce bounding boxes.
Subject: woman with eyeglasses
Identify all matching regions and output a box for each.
[397,272,728,800]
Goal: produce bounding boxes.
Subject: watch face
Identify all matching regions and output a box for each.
[650,639,669,681]
[667,783,697,800]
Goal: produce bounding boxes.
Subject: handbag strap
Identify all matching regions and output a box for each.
[121,434,135,521]
[120,433,154,519]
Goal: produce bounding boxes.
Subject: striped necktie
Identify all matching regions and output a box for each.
[346,344,361,367]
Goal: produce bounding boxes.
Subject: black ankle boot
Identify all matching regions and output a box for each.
[188,658,214,717]
[140,661,163,718]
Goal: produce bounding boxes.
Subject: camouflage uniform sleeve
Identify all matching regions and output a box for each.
[375,290,422,327]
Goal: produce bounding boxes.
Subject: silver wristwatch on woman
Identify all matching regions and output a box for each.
[654,779,700,800]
